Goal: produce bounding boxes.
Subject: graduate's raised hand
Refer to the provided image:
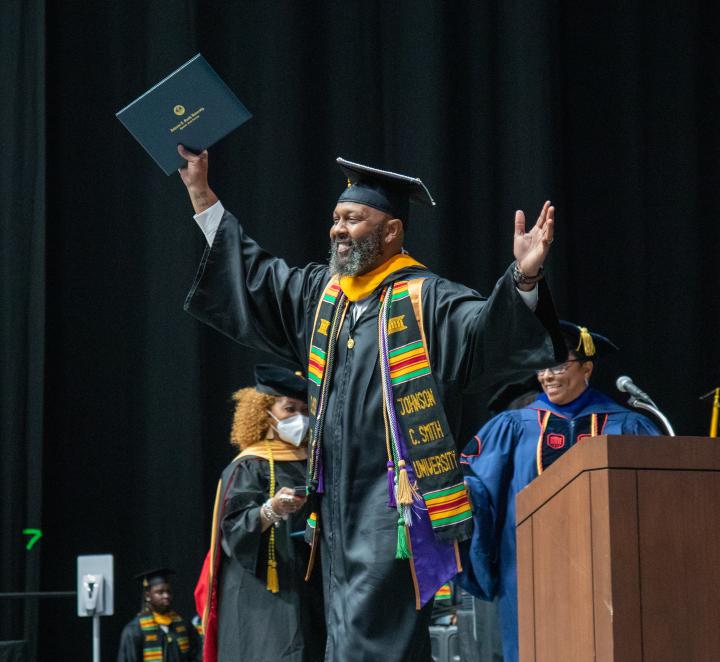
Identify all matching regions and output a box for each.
[177,144,218,214]
[513,201,555,282]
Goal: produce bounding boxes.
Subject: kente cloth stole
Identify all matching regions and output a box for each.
[139,613,189,660]
[434,582,453,601]
[535,411,608,474]
[305,277,472,543]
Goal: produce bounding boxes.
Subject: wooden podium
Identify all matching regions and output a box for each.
[516,435,720,662]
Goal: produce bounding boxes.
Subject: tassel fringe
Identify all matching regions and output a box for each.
[395,518,411,559]
[401,503,413,526]
[576,326,596,357]
[395,460,414,505]
[266,559,279,593]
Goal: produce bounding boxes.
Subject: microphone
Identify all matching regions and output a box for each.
[615,375,654,403]
[616,375,675,435]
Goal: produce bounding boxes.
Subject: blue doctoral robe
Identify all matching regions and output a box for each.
[457,387,660,662]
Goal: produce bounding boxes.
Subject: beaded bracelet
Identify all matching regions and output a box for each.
[261,499,282,524]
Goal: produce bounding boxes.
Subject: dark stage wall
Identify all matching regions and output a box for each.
[2,2,719,660]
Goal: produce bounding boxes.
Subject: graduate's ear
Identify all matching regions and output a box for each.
[384,218,403,245]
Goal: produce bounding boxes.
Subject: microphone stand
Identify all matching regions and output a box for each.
[627,396,675,436]
[699,388,719,438]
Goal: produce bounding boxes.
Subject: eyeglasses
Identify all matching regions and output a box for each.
[536,359,583,376]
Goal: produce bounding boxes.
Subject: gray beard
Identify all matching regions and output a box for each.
[328,226,384,276]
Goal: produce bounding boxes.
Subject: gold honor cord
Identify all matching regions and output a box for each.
[265,441,279,593]
[700,387,719,438]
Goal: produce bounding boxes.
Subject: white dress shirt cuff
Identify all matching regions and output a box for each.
[194,200,226,246]
[516,285,538,310]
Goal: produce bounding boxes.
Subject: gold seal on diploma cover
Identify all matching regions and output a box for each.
[173,104,186,116]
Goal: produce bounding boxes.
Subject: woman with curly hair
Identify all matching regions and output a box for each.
[196,365,325,662]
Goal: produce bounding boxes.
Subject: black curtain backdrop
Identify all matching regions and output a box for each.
[2,2,719,660]
[1,2,45,660]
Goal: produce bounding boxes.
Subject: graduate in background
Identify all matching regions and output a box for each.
[458,322,661,662]
[195,365,325,662]
[117,568,201,662]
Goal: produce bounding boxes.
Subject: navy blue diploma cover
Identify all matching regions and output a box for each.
[116,54,251,175]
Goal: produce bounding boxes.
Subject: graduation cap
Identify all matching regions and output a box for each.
[336,157,436,224]
[134,567,175,589]
[254,364,307,402]
[559,321,619,361]
[487,374,541,414]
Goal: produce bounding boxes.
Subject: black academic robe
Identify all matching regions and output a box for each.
[117,613,201,662]
[185,209,560,662]
[215,455,325,662]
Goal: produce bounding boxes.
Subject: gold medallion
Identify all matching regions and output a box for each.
[347,337,355,349]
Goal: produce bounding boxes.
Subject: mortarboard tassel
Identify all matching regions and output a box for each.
[576,327,596,357]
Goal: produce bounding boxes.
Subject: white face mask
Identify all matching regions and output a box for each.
[268,411,310,447]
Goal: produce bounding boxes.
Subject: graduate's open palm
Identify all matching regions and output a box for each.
[513,200,555,276]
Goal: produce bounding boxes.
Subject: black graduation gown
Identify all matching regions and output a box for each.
[116,613,201,662]
[215,455,325,662]
[185,209,560,662]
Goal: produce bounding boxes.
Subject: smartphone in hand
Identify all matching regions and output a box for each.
[278,486,306,504]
